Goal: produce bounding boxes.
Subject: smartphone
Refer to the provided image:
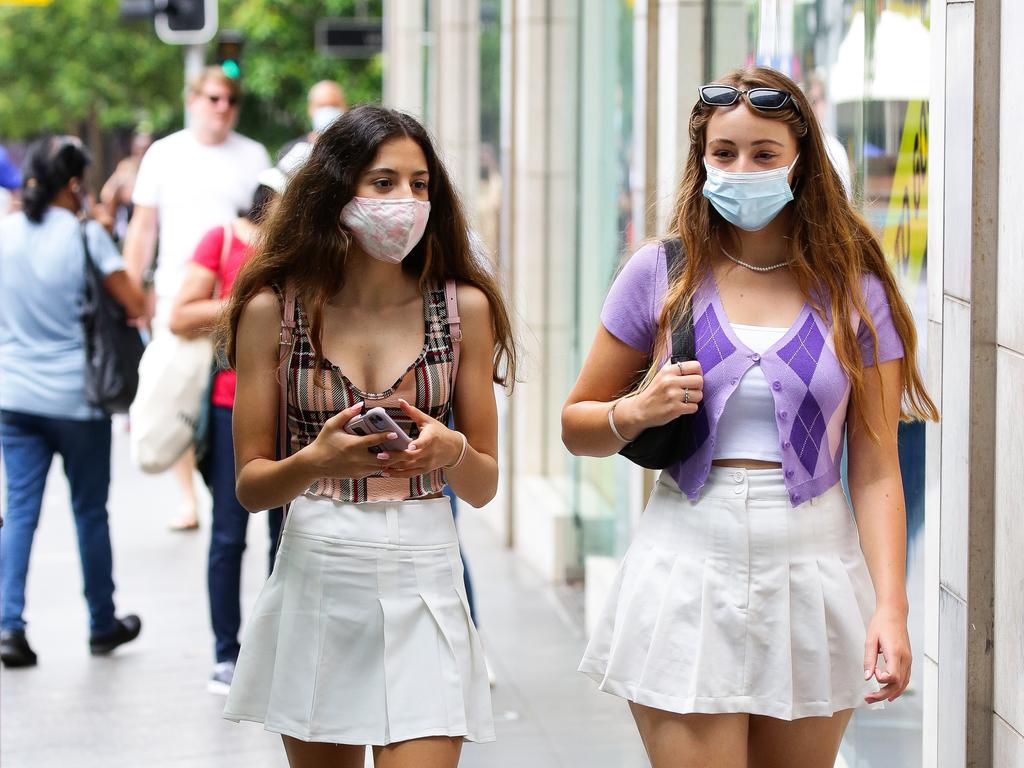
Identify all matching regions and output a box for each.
[343,407,412,453]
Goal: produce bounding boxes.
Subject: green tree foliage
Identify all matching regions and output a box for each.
[0,0,183,140]
[223,0,383,154]
[0,0,384,157]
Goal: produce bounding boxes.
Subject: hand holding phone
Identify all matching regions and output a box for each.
[343,407,412,453]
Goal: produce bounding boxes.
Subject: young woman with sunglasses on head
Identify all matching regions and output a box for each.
[219,105,516,768]
[562,67,937,768]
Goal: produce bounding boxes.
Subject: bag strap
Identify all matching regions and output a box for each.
[662,238,695,364]
[278,284,296,467]
[444,279,462,391]
[219,223,232,272]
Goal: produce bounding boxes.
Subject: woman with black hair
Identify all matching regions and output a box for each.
[169,179,284,695]
[219,106,516,767]
[0,136,147,668]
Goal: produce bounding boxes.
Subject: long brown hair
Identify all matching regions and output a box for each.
[650,67,936,427]
[221,105,517,387]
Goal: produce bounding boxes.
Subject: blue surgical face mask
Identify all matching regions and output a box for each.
[702,156,799,231]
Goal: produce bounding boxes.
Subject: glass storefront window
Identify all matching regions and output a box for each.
[708,1,931,765]
[572,0,636,567]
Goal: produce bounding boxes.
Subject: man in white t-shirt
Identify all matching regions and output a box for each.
[123,67,270,533]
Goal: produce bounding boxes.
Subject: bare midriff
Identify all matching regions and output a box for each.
[711,458,782,470]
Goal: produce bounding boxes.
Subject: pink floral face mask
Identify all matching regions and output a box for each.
[340,197,431,264]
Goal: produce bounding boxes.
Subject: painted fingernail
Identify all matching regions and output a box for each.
[354,401,364,409]
[381,472,391,478]
[864,670,872,680]
[387,432,398,439]
[377,453,390,460]
[408,443,417,450]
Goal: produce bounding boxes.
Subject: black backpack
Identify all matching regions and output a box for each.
[80,223,145,414]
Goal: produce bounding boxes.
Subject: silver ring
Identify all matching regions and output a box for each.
[683,388,690,404]
[677,362,684,376]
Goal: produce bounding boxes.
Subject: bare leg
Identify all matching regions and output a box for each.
[747,709,854,768]
[168,447,199,530]
[281,735,366,768]
[372,736,463,768]
[629,701,748,768]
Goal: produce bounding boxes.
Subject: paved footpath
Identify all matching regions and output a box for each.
[1,427,648,768]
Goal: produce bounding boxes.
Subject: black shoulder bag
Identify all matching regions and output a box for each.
[617,238,698,469]
[80,222,146,414]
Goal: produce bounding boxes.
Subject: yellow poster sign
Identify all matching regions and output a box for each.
[882,101,928,296]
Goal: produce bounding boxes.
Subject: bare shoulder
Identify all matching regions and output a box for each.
[237,288,283,349]
[454,282,493,324]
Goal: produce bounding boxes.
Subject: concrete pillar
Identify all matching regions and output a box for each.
[429,0,481,217]
[502,0,580,580]
[383,0,426,118]
[925,1,1022,766]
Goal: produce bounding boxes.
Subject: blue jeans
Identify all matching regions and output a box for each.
[0,410,118,635]
[208,405,282,663]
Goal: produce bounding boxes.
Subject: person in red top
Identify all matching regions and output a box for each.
[169,181,281,694]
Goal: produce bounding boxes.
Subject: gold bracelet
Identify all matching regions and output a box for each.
[446,431,469,469]
[607,398,629,443]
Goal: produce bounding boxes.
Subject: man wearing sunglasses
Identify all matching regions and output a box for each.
[123,67,270,534]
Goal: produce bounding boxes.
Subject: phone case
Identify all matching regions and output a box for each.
[343,407,413,453]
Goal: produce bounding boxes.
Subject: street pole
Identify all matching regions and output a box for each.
[183,43,205,127]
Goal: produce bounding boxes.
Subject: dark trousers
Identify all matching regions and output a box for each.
[207,405,282,663]
[0,410,117,636]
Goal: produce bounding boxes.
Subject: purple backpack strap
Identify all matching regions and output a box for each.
[444,279,462,390]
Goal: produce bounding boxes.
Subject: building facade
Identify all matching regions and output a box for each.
[381,1,1022,765]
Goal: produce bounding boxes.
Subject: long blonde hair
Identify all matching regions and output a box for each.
[649,67,937,427]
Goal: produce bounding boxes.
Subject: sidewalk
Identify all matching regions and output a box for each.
[0,427,648,768]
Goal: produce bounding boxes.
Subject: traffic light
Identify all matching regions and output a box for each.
[216,31,244,80]
[153,0,217,45]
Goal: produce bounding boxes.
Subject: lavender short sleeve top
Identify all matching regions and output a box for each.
[601,241,905,506]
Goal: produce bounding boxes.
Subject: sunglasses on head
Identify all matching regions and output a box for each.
[204,93,239,107]
[698,85,801,115]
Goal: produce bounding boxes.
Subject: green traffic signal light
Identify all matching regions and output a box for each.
[221,59,241,79]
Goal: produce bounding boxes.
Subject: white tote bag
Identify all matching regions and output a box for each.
[129,332,214,473]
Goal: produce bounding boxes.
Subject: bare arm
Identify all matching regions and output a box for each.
[169,263,222,337]
[102,270,147,319]
[383,285,502,508]
[846,358,911,703]
[122,204,158,285]
[561,324,703,457]
[232,290,393,512]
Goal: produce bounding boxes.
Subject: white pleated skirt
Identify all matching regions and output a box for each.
[223,494,495,745]
[579,467,883,721]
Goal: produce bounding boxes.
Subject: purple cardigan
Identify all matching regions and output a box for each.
[601,241,904,506]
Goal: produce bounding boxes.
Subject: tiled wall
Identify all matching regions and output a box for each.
[927,1,1023,765]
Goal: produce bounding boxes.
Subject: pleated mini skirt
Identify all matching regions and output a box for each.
[223,493,495,745]
[579,467,883,720]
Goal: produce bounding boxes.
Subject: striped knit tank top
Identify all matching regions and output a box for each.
[283,285,458,503]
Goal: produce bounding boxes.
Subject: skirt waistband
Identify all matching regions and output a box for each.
[284,494,458,548]
[660,466,791,501]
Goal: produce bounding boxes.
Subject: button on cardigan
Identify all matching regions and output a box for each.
[601,241,905,506]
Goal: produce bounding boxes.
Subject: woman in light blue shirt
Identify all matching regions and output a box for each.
[0,136,146,668]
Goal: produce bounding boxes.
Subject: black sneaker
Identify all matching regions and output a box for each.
[0,630,37,668]
[89,615,142,656]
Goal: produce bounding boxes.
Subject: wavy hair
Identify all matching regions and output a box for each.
[649,66,936,428]
[221,105,517,388]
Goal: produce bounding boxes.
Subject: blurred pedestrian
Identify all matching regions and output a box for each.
[563,67,937,767]
[169,177,284,695]
[0,144,20,217]
[219,105,518,766]
[278,79,347,160]
[100,128,153,243]
[123,67,270,532]
[0,136,148,668]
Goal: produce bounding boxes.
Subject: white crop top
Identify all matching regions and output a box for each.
[712,323,788,463]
